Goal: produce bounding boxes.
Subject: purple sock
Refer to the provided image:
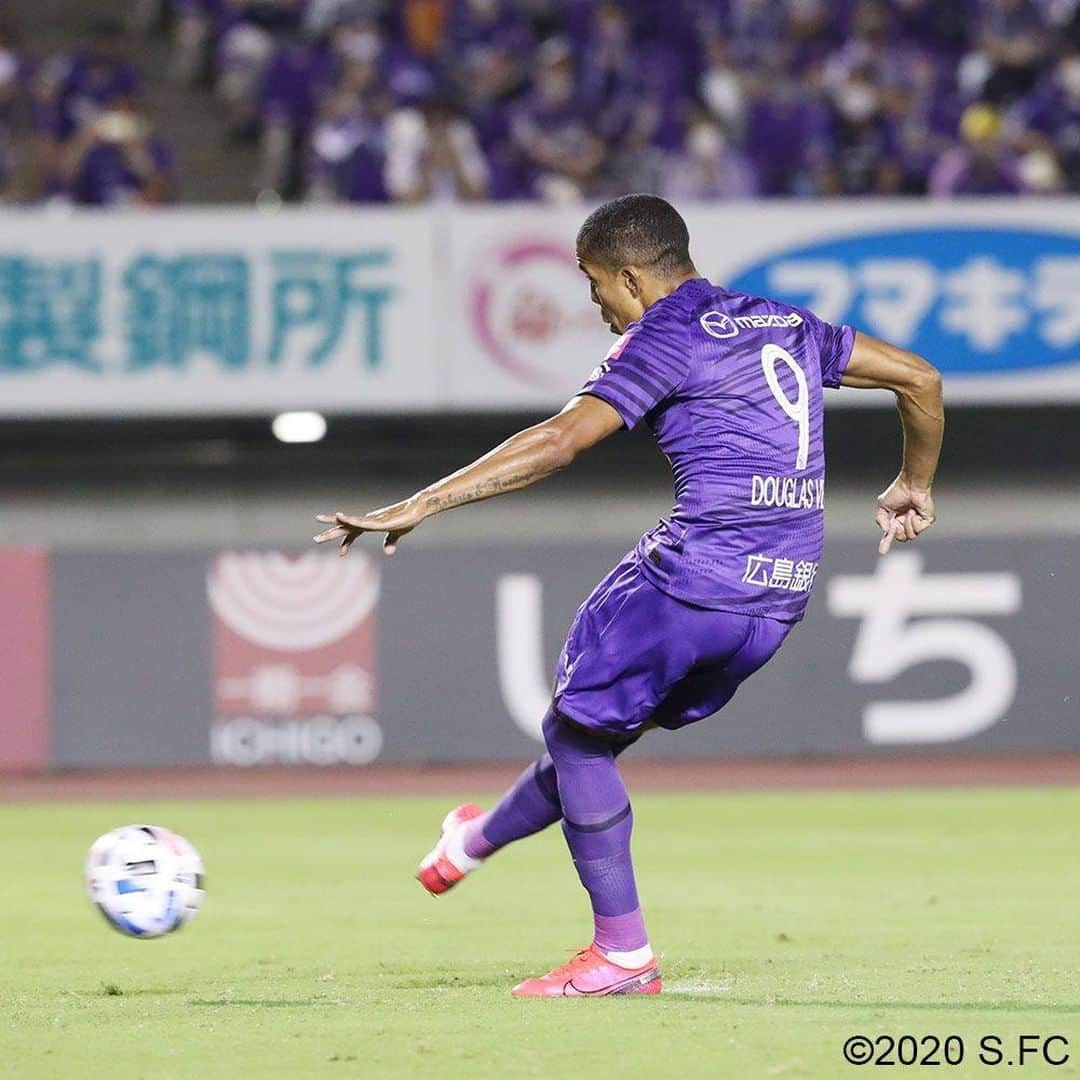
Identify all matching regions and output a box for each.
[542,709,649,955]
[593,911,650,956]
[462,754,562,860]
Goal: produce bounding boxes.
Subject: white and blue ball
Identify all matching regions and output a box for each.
[85,825,205,938]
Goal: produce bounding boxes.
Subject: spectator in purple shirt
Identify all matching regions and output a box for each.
[261,32,333,135]
[217,0,306,135]
[738,72,825,195]
[453,44,524,197]
[1009,46,1080,190]
[727,0,789,73]
[824,1,921,104]
[58,20,140,140]
[785,0,840,79]
[659,116,759,200]
[448,0,531,57]
[328,12,435,106]
[304,56,389,203]
[577,1,641,142]
[258,32,333,194]
[62,99,176,206]
[889,52,963,193]
[28,53,66,138]
[974,0,1051,103]
[445,0,530,154]
[602,96,666,194]
[816,67,903,194]
[0,19,24,198]
[26,55,71,199]
[510,37,604,202]
[630,34,699,150]
[260,9,436,198]
[697,31,747,140]
[455,43,516,144]
[930,102,1024,193]
[384,95,490,202]
[892,0,972,60]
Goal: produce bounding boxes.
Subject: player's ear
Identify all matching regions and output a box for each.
[620,266,641,297]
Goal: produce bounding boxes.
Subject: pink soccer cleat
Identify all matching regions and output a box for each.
[416,803,486,896]
[511,946,662,997]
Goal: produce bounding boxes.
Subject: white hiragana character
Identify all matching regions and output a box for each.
[827,552,1021,744]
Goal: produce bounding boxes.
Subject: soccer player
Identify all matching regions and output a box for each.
[314,195,944,997]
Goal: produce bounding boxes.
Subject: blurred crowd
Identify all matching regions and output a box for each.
[0,18,175,205]
[0,0,1078,206]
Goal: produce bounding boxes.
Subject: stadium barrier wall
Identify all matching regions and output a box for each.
[0,199,1076,416]
[0,538,1075,769]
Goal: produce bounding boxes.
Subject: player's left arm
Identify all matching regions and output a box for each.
[314,394,623,556]
[840,330,945,553]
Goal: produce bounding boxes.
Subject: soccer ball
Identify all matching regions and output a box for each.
[85,825,205,938]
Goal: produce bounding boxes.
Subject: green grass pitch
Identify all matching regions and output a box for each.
[1,788,1077,1078]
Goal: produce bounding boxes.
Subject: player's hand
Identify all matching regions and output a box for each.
[313,496,426,557]
[874,476,935,555]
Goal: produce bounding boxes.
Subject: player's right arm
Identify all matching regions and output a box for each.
[313,394,623,556]
[840,331,944,555]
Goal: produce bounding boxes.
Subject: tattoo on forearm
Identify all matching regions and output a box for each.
[424,472,538,512]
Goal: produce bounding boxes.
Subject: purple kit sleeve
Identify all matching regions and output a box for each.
[799,308,856,389]
[578,318,691,430]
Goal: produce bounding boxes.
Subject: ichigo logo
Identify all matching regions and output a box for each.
[469,237,612,389]
[207,551,382,766]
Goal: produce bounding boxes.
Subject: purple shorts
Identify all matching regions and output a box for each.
[554,553,794,738]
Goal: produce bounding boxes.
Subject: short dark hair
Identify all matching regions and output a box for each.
[576,194,693,277]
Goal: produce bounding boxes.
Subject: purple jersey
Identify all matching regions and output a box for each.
[579,277,854,622]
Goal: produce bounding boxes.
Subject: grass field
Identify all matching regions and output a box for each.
[1,788,1077,1079]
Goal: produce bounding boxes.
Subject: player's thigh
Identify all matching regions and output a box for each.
[652,614,794,730]
[555,570,750,736]
[724,614,794,681]
[555,552,646,687]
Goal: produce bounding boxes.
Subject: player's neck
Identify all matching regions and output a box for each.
[641,266,702,310]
